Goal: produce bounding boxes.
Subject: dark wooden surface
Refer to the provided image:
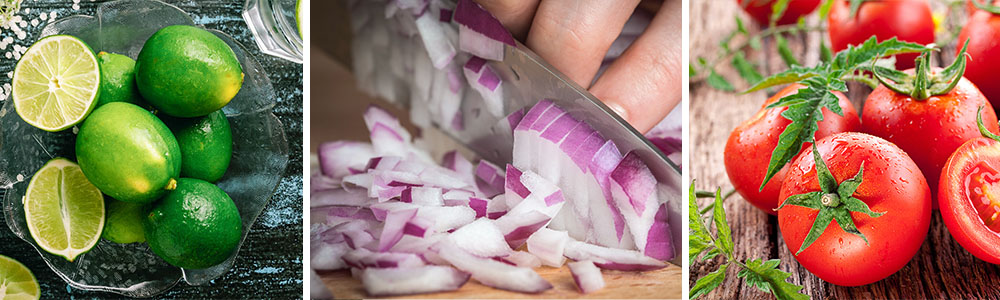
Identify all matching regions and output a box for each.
[0,1,303,299]
[690,1,1000,299]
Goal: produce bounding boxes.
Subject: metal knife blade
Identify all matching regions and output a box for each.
[443,41,683,266]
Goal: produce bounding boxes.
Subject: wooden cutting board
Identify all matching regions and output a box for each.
[319,264,682,299]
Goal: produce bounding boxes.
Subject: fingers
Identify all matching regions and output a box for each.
[474,0,540,41]
[526,0,640,88]
[589,0,681,133]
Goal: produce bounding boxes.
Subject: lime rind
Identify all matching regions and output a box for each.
[24,158,105,262]
[12,35,101,132]
[0,255,40,300]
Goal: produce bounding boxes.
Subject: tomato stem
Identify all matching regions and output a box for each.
[820,193,840,207]
[872,41,969,101]
[977,106,1000,142]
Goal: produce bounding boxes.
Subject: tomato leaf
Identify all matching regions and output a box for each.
[769,0,791,26]
[775,34,800,68]
[707,69,735,92]
[978,106,1000,142]
[774,191,823,211]
[840,196,884,218]
[847,0,866,18]
[738,259,808,300]
[689,233,713,262]
[796,206,834,255]
[732,52,764,86]
[713,188,735,257]
[745,66,823,93]
[811,144,838,193]
[837,162,864,200]
[689,182,711,240]
[819,39,832,63]
[818,0,835,19]
[690,264,728,300]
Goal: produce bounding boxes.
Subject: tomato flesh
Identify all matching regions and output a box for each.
[966,163,1000,232]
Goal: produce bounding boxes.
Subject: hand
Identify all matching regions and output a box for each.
[476,0,681,133]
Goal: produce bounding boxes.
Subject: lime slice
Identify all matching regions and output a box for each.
[0,255,40,300]
[296,0,302,38]
[24,158,105,262]
[12,35,100,132]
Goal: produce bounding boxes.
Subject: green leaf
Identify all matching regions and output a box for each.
[776,34,800,68]
[738,259,808,300]
[690,64,698,77]
[769,0,791,26]
[811,144,838,193]
[689,182,711,241]
[702,247,723,261]
[749,36,763,50]
[818,0,835,19]
[735,16,747,34]
[689,232,713,262]
[840,196,884,218]
[836,162,864,201]
[820,39,832,63]
[978,106,1000,142]
[690,264,728,300]
[707,69,735,92]
[758,80,829,190]
[829,36,929,71]
[831,208,869,244]
[732,52,764,86]
[774,191,823,211]
[713,188,734,257]
[797,207,834,255]
[744,66,823,93]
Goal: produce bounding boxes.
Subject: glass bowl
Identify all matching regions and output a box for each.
[243,0,302,63]
[0,0,289,297]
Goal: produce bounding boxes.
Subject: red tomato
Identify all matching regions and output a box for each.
[736,0,821,26]
[778,132,931,286]
[725,84,861,215]
[862,75,999,207]
[939,138,1000,264]
[959,7,1000,108]
[828,0,935,70]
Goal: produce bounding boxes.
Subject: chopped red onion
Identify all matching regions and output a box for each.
[564,241,666,271]
[434,241,552,293]
[568,260,605,294]
[526,228,570,267]
[362,265,470,296]
[448,218,512,257]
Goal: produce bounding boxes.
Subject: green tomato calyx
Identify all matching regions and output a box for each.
[872,41,969,101]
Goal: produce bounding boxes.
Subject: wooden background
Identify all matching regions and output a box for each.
[0,1,304,298]
[689,1,1000,299]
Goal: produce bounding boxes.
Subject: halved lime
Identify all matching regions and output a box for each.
[12,35,101,132]
[24,158,105,262]
[0,255,39,300]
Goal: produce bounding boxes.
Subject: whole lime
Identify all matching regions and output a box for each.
[143,178,242,269]
[96,52,142,107]
[102,199,147,244]
[76,102,180,203]
[163,110,232,182]
[135,25,243,118]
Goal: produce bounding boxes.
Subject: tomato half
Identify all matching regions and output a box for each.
[939,138,1000,264]
[725,84,861,215]
[778,132,931,286]
[958,7,1000,109]
[828,0,935,70]
[862,76,999,207]
[736,0,821,26]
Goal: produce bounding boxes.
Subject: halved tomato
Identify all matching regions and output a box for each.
[939,137,1000,264]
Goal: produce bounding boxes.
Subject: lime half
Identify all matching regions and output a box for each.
[24,158,105,262]
[12,35,100,132]
[0,255,39,300]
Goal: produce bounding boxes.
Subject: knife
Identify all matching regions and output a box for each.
[439,40,683,267]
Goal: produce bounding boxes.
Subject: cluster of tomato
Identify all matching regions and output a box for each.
[728,0,1000,286]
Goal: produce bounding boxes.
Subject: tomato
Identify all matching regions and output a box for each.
[736,0,821,26]
[939,138,1000,264]
[862,75,999,207]
[778,132,931,286]
[725,84,861,215]
[958,6,1000,109]
[828,0,935,70]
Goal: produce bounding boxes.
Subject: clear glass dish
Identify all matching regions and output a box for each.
[243,0,302,63]
[0,0,289,297]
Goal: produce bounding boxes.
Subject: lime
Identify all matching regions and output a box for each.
[95,52,142,107]
[143,178,242,269]
[102,199,147,244]
[135,25,243,118]
[163,110,232,183]
[0,255,40,300]
[76,102,181,203]
[12,35,100,132]
[24,158,104,262]
[296,0,302,38]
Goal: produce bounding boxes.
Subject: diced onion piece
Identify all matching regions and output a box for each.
[645,203,674,261]
[564,241,666,271]
[379,207,419,251]
[448,218,513,257]
[526,228,570,267]
[506,251,542,268]
[609,151,661,255]
[435,240,553,293]
[362,266,470,297]
[311,269,334,299]
[568,260,605,294]
[318,141,375,179]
